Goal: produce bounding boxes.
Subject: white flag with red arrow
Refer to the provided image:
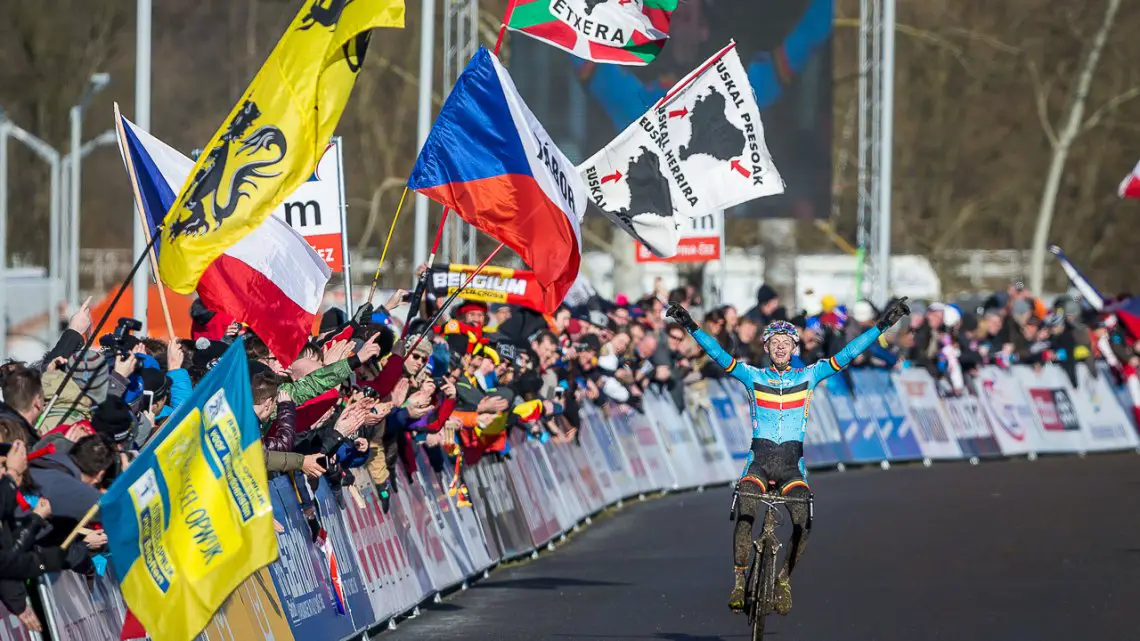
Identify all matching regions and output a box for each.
[577,41,784,258]
[1119,158,1140,199]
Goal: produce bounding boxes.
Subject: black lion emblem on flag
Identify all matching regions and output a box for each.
[169,100,287,239]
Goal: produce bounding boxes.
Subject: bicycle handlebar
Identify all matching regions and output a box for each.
[734,489,811,505]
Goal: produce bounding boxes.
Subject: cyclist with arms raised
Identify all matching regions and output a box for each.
[667,297,910,614]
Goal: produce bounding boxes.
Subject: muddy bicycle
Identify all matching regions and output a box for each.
[732,484,814,640]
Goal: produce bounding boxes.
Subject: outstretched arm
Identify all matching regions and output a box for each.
[809,297,911,386]
[667,303,751,387]
[807,325,883,386]
[690,328,750,385]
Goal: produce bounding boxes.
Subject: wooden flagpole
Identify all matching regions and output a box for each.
[113,103,175,338]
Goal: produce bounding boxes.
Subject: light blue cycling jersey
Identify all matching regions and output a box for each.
[688,326,883,443]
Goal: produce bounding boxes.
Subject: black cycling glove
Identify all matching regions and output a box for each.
[666,303,698,332]
[877,296,911,331]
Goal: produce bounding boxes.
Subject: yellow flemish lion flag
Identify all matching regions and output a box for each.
[101,339,276,641]
[158,0,404,293]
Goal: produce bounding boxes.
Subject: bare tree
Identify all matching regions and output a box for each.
[1027,0,1138,293]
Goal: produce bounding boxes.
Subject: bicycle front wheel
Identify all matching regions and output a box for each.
[751,537,776,640]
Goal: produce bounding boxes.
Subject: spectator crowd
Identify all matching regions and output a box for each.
[0,270,1133,633]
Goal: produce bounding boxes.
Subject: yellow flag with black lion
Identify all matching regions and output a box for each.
[158,0,404,294]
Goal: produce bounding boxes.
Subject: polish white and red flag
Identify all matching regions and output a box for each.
[115,107,330,365]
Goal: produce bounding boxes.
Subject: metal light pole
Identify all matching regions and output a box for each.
[69,73,111,313]
[413,0,435,270]
[64,128,115,310]
[874,0,896,306]
[0,115,8,358]
[134,0,152,330]
[0,116,63,346]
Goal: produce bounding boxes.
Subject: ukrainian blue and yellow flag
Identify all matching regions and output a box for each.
[101,339,276,641]
[157,0,404,293]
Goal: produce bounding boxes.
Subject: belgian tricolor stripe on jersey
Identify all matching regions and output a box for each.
[753,381,809,410]
[827,355,841,371]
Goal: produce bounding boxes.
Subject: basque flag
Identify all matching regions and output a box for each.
[115,105,331,366]
[409,47,587,313]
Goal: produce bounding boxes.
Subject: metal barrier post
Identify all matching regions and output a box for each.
[36,575,64,641]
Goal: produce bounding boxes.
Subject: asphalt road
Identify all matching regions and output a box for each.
[385,453,1140,641]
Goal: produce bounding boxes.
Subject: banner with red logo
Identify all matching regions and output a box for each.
[635,210,723,263]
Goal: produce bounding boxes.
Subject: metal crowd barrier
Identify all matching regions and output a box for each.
[19,362,1139,641]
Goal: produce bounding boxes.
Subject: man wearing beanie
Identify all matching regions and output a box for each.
[745,284,783,327]
[91,397,138,449]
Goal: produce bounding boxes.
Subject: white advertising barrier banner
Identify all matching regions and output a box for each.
[803,386,845,468]
[548,444,592,522]
[643,391,708,488]
[436,464,497,573]
[563,438,611,513]
[391,467,465,592]
[577,412,624,504]
[942,394,1003,458]
[1008,365,1089,453]
[528,442,578,531]
[342,475,422,619]
[972,366,1044,456]
[710,380,752,464]
[504,446,560,547]
[271,139,346,271]
[623,407,678,490]
[581,404,640,498]
[683,401,738,484]
[1071,365,1140,451]
[891,370,964,460]
[602,412,655,494]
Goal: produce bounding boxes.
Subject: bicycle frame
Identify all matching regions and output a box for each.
[733,488,814,640]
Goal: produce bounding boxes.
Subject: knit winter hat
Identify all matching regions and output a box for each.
[68,350,110,404]
[92,396,137,444]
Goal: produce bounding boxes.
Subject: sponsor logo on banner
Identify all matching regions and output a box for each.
[1029,388,1080,431]
[980,378,1028,440]
[635,210,722,263]
[271,140,345,270]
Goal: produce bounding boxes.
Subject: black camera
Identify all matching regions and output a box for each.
[99,317,144,358]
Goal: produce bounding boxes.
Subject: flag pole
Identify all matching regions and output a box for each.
[402,205,451,335]
[113,104,175,338]
[366,186,409,305]
[36,226,165,430]
[61,504,100,550]
[493,0,517,56]
[407,242,505,352]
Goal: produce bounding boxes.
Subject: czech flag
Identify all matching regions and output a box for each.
[115,105,331,366]
[409,47,586,313]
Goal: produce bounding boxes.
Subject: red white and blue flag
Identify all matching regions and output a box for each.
[409,47,586,313]
[115,106,331,365]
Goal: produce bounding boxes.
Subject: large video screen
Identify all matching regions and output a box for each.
[512,0,833,220]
